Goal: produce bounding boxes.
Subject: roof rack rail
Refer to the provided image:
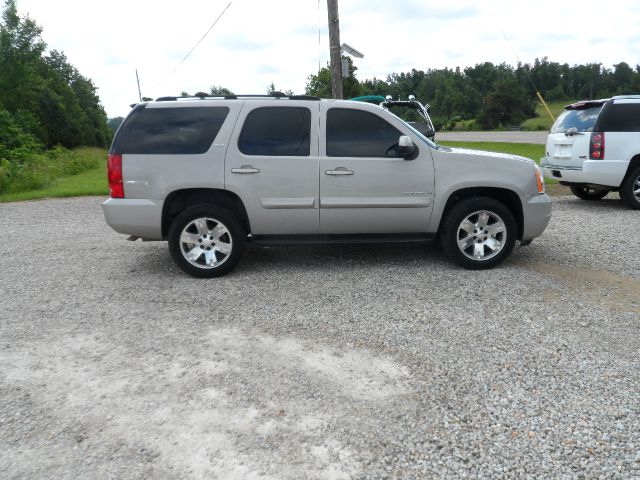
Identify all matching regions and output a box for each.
[154,93,321,102]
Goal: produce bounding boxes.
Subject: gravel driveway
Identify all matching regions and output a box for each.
[1,195,638,479]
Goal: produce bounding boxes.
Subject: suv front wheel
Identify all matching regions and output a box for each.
[168,204,245,277]
[440,197,517,270]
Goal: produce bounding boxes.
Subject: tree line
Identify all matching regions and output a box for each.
[0,0,111,155]
[305,57,640,130]
[0,0,111,193]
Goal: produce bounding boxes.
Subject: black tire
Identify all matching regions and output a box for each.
[569,185,609,200]
[168,204,245,278]
[619,166,640,210]
[439,197,517,270]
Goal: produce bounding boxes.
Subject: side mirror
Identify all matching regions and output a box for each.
[398,135,416,159]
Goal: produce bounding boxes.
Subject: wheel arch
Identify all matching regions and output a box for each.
[622,154,640,185]
[437,187,524,240]
[162,188,250,239]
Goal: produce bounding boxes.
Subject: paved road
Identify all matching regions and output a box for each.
[1,196,639,478]
[437,131,548,144]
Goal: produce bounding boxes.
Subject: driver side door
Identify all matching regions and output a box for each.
[318,104,435,234]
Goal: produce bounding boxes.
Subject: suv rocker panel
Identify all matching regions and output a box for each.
[249,233,436,246]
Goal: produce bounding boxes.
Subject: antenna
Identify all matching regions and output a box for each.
[135,69,142,102]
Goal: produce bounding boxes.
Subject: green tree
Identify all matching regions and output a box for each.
[107,117,124,133]
[0,0,111,148]
[613,62,634,94]
[266,82,294,95]
[210,85,234,96]
[305,58,362,98]
[478,78,535,129]
[0,0,46,114]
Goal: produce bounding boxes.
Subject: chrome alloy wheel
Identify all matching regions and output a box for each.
[456,210,507,261]
[179,217,232,269]
[633,174,640,202]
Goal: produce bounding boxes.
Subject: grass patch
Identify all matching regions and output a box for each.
[0,148,107,202]
[439,141,544,161]
[522,100,573,131]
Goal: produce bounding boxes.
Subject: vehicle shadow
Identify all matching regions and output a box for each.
[555,194,634,211]
[126,241,452,278]
[239,242,447,273]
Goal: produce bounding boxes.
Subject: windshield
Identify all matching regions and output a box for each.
[385,105,423,123]
[550,107,602,134]
[383,108,438,149]
[392,113,438,148]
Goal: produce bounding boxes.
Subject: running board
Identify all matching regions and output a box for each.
[249,233,435,246]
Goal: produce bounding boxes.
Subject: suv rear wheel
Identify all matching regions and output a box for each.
[620,166,640,210]
[569,185,609,200]
[440,197,517,270]
[168,204,245,277]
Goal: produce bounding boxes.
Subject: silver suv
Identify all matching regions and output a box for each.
[103,94,551,277]
[541,96,640,209]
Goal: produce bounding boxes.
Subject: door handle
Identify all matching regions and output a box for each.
[325,167,354,176]
[231,165,260,174]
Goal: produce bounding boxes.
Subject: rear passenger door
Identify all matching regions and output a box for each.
[225,102,320,234]
[595,100,640,168]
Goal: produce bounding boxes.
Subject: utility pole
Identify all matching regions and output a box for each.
[327,0,343,99]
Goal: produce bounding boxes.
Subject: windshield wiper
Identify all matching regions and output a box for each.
[563,127,585,136]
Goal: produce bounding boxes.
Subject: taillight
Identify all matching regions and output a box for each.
[589,132,605,160]
[107,153,124,198]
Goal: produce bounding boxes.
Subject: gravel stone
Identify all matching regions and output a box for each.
[0,194,638,479]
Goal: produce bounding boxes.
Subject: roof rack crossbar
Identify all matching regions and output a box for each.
[154,93,321,102]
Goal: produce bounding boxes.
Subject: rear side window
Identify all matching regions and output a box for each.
[550,107,601,134]
[327,108,402,157]
[595,103,640,132]
[112,106,229,154]
[238,107,311,156]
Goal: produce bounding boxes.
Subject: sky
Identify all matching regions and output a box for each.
[13,0,640,118]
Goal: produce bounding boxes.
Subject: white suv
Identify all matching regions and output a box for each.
[541,96,640,209]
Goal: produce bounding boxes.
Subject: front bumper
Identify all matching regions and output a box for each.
[521,193,552,242]
[102,198,163,240]
[540,158,627,187]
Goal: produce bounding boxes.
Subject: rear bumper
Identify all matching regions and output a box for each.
[540,158,627,187]
[521,193,552,242]
[102,198,163,240]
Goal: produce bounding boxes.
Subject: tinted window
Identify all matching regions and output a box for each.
[238,107,311,156]
[327,108,402,157]
[595,103,640,132]
[112,106,229,154]
[550,107,602,134]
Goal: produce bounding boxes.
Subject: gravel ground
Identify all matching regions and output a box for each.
[0,194,638,479]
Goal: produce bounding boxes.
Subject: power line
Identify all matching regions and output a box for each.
[154,1,234,88]
[485,5,555,121]
[318,0,322,73]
